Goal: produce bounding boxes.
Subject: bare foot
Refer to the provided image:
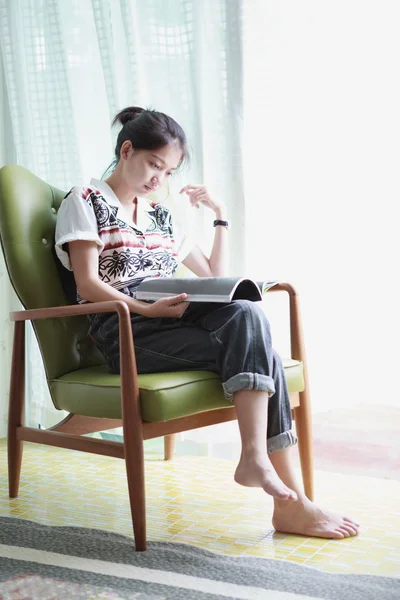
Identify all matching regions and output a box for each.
[234,455,298,500]
[272,497,360,539]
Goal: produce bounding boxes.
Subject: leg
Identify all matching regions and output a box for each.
[270,447,360,538]
[164,434,175,460]
[8,321,25,498]
[90,302,297,501]
[190,302,297,500]
[234,390,297,500]
[233,347,298,499]
[266,349,298,457]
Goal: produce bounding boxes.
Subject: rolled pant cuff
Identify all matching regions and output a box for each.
[222,372,276,401]
[267,430,298,455]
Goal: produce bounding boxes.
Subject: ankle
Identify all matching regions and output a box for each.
[240,447,269,465]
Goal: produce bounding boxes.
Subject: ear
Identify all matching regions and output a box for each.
[120,140,133,160]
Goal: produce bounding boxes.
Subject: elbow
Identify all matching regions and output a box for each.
[208,260,224,278]
[76,278,98,302]
[210,264,226,277]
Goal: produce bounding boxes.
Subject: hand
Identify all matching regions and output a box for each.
[142,294,190,318]
[180,184,226,218]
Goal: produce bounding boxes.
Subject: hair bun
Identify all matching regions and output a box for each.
[112,106,145,127]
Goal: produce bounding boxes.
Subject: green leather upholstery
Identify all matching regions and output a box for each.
[49,359,304,421]
[0,165,305,423]
[0,165,104,380]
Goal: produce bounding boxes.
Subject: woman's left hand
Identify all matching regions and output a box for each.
[180,184,226,218]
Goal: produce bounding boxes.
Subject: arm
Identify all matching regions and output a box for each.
[69,241,189,318]
[180,185,228,277]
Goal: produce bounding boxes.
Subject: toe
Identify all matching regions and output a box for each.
[338,526,354,537]
[341,524,358,537]
[332,530,345,539]
[272,488,290,500]
[265,483,297,500]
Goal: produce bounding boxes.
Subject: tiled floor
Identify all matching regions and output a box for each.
[0,438,399,578]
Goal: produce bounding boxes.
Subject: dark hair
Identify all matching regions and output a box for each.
[109,106,189,172]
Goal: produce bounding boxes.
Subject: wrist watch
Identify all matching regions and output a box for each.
[213,219,229,229]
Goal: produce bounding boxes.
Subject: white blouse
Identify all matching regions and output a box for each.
[55,178,193,300]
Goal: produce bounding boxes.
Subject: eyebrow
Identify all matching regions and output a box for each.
[151,154,177,170]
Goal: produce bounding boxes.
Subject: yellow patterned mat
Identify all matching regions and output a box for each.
[0,440,399,577]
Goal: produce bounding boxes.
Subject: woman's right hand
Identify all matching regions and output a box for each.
[142,294,190,318]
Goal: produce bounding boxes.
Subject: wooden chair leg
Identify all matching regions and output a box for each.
[294,392,314,501]
[164,434,175,461]
[287,288,314,501]
[124,433,146,551]
[8,321,25,498]
[119,304,147,551]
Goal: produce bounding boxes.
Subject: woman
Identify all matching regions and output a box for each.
[55,106,359,539]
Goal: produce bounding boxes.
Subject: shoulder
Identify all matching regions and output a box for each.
[56,184,102,233]
[64,185,105,208]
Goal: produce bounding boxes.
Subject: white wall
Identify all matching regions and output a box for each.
[244,1,400,412]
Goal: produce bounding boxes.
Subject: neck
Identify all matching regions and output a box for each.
[105,170,138,206]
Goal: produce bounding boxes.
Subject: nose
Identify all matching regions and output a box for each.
[152,175,166,190]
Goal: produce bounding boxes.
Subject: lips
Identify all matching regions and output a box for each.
[144,185,156,192]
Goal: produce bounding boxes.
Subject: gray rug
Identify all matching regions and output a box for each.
[0,516,398,600]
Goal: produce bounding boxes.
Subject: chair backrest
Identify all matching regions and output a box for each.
[0,165,104,380]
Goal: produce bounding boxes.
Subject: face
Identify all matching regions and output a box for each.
[120,141,183,197]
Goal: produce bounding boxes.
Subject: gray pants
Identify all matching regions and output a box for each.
[89,298,297,454]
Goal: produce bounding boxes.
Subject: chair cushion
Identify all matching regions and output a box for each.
[48,359,304,422]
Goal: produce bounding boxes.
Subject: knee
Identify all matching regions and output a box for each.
[231,299,271,330]
[272,348,284,369]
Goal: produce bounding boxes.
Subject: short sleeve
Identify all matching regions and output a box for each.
[55,190,103,271]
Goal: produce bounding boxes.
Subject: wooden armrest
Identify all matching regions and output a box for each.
[265,282,298,297]
[10,299,141,427]
[10,300,130,322]
[263,281,304,364]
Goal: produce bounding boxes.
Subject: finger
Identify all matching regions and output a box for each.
[168,303,189,318]
[190,192,208,208]
[163,294,188,305]
[190,190,207,202]
[176,302,190,316]
[180,184,202,194]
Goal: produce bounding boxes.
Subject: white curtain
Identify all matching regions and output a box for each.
[0,44,18,438]
[0,0,244,433]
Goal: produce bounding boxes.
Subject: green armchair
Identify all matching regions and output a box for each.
[0,165,313,551]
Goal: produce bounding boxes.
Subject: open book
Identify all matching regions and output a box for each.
[135,277,278,303]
